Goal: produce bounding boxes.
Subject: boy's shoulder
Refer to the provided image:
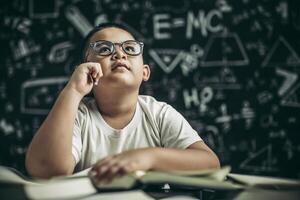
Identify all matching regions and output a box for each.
[138,95,167,106]
[138,95,173,114]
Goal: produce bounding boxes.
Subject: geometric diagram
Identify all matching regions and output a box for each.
[149,49,185,73]
[201,32,249,67]
[29,0,59,19]
[276,68,298,96]
[281,82,300,108]
[262,36,300,67]
[65,5,93,37]
[20,77,68,115]
[240,144,278,172]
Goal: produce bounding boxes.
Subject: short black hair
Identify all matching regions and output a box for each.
[81,22,136,62]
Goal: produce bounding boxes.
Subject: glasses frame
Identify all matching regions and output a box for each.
[89,40,144,56]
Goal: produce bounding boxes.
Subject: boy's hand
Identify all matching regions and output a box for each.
[67,62,103,97]
[89,148,156,184]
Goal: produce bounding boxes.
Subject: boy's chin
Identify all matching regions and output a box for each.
[96,79,140,91]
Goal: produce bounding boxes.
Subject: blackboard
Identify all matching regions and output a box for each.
[0,0,300,178]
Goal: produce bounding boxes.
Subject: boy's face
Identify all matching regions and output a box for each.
[85,27,150,92]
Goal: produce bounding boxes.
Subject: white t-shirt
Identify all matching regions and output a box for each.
[72,95,202,172]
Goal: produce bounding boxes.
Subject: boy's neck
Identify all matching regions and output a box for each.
[94,90,139,129]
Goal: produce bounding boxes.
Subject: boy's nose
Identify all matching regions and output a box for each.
[112,46,127,60]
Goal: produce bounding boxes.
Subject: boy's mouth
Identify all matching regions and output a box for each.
[112,62,130,70]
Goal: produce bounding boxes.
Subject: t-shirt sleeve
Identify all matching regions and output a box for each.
[72,102,86,165]
[159,105,202,149]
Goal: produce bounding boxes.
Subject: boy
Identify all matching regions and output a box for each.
[25,23,220,183]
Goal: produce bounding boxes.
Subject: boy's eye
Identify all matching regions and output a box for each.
[94,44,112,55]
[124,45,136,52]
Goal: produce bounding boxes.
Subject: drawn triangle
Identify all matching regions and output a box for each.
[240,145,277,172]
[201,33,249,67]
[281,82,300,108]
[262,36,300,67]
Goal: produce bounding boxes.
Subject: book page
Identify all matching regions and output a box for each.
[140,171,242,190]
[80,190,154,200]
[227,173,300,188]
[167,166,231,181]
[24,176,97,200]
[0,166,40,185]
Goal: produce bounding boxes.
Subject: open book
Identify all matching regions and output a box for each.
[227,173,300,190]
[93,165,242,191]
[0,166,97,200]
[0,165,239,199]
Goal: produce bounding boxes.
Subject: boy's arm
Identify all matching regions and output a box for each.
[152,141,220,170]
[90,141,220,184]
[25,63,102,178]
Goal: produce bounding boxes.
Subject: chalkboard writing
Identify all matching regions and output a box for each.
[0,0,299,178]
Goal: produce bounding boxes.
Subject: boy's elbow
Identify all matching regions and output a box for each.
[26,154,74,179]
[205,149,221,169]
[212,153,221,169]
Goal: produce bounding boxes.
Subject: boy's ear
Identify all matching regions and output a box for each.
[142,64,151,81]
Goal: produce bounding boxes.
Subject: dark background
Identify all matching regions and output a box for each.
[0,0,300,179]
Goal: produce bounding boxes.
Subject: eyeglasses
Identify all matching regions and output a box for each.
[89,40,144,56]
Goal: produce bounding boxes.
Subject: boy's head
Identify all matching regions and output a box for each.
[81,23,135,62]
[82,22,150,93]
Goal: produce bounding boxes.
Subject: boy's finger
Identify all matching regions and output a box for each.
[94,71,103,85]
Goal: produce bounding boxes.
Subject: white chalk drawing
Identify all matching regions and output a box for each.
[201,32,249,67]
[10,39,41,60]
[257,91,274,104]
[0,119,15,136]
[193,68,241,90]
[216,0,232,13]
[149,49,185,73]
[183,88,200,109]
[65,6,93,37]
[281,82,300,108]
[29,0,59,19]
[276,1,289,22]
[21,77,68,115]
[240,101,255,129]
[240,144,278,172]
[183,87,215,112]
[260,114,278,128]
[282,139,300,160]
[215,104,232,132]
[276,68,298,96]
[47,41,74,63]
[180,52,198,76]
[262,36,300,67]
[199,86,213,113]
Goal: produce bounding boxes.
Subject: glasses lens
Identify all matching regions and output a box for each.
[122,41,142,55]
[93,41,113,56]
